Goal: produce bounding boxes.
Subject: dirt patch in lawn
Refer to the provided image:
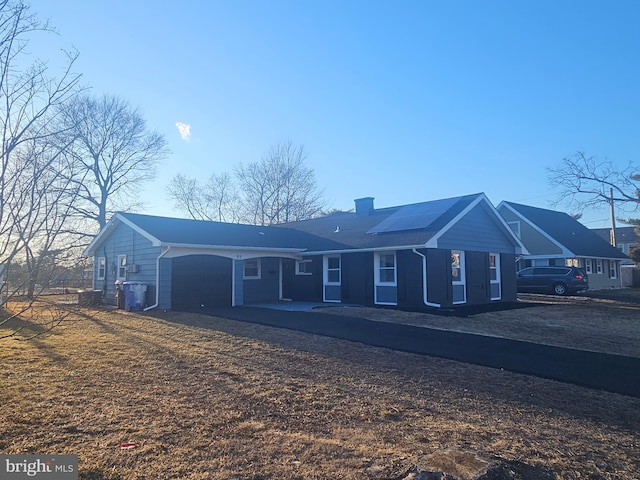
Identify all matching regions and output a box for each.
[1,301,639,479]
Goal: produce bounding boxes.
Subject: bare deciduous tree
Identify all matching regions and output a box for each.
[60,94,169,232]
[235,141,325,225]
[167,171,241,222]
[0,0,81,337]
[549,152,640,213]
[168,141,325,225]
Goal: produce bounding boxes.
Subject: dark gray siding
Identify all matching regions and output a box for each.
[500,253,518,302]
[233,260,244,306]
[93,223,160,306]
[342,252,373,306]
[243,257,280,304]
[158,257,172,310]
[282,257,323,302]
[439,202,516,253]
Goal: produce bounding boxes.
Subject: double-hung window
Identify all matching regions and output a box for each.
[451,250,466,304]
[609,261,617,279]
[97,257,106,280]
[596,259,603,274]
[489,253,501,300]
[117,255,127,280]
[296,259,312,275]
[376,253,396,284]
[585,259,593,275]
[325,256,341,284]
[243,259,261,279]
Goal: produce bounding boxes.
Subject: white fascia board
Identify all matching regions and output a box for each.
[498,202,573,258]
[161,243,306,260]
[302,245,426,256]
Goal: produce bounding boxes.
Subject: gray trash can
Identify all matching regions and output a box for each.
[122,281,147,311]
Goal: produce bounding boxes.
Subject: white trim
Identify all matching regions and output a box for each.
[451,250,466,305]
[374,252,397,286]
[609,260,617,279]
[412,249,440,307]
[323,255,341,285]
[97,257,106,280]
[295,259,313,275]
[323,255,341,303]
[489,253,501,300]
[117,254,127,280]
[585,259,593,275]
[374,251,397,306]
[143,246,171,311]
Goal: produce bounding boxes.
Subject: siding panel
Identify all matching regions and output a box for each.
[439,203,517,253]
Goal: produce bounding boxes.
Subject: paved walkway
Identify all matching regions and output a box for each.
[205,306,640,398]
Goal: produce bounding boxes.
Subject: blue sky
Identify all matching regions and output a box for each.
[27,0,640,228]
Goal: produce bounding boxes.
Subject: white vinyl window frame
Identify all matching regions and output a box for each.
[97,257,106,280]
[585,259,593,275]
[489,253,501,300]
[609,260,617,279]
[374,252,397,285]
[243,258,261,279]
[295,259,313,276]
[596,259,603,274]
[374,251,397,306]
[507,221,521,239]
[451,250,466,305]
[117,255,127,280]
[323,255,341,285]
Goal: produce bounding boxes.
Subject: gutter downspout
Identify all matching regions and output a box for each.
[144,246,171,311]
[412,248,441,308]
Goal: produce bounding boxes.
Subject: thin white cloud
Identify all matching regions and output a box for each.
[175,122,191,141]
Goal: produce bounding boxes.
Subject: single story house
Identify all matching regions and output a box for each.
[591,226,638,265]
[497,201,630,289]
[84,193,527,311]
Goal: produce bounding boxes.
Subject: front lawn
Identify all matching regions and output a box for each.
[1,303,639,479]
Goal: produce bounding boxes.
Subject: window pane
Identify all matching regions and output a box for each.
[380,269,395,283]
[380,254,395,268]
[328,257,340,269]
[328,270,340,283]
[489,255,496,268]
[489,270,497,281]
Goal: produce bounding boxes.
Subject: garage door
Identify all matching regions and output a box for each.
[171,255,232,309]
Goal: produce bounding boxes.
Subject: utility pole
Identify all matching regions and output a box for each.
[609,187,617,247]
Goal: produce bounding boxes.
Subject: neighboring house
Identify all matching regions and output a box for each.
[84,193,527,311]
[591,226,638,265]
[497,201,630,289]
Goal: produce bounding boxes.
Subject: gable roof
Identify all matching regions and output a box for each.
[498,201,629,260]
[279,193,525,253]
[591,226,639,245]
[85,193,524,256]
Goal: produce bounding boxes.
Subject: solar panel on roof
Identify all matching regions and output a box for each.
[367,197,460,234]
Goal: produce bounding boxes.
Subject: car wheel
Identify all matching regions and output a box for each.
[553,283,567,295]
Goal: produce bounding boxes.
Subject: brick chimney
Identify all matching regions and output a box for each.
[354,197,374,216]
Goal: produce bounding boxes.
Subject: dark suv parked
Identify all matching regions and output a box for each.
[516,266,589,295]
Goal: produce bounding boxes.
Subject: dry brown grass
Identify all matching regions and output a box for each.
[1,300,639,479]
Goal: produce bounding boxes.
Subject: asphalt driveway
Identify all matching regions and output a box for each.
[204,306,640,398]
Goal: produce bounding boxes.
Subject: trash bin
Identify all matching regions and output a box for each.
[122,281,147,311]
